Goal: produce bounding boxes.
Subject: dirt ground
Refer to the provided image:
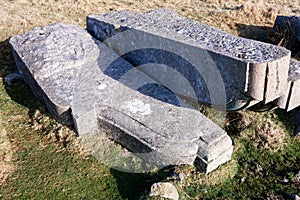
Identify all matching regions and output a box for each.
[0,0,299,184]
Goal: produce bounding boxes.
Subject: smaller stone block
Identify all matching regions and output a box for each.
[278,59,300,111]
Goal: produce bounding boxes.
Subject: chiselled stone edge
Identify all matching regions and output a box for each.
[196,134,233,173]
[95,104,233,172]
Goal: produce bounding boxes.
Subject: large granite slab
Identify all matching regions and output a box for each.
[87,9,291,108]
[9,23,233,173]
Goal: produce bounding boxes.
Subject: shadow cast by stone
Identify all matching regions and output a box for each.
[0,39,51,120]
[109,166,174,200]
[235,23,273,42]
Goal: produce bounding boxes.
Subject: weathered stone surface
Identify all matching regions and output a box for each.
[75,56,233,172]
[9,23,182,126]
[9,23,100,124]
[278,59,300,111]
[149,182,179,200]
[10,23,233,173]
[87,9,291,107]
[72,39,189,135]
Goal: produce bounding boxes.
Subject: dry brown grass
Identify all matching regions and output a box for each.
[0,119,13,186]
[1,0,299,40]
[226,111,287,152]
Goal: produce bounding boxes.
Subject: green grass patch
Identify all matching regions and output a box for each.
[0,51,300,200]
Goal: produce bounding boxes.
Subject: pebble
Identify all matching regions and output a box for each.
[149,182,179,200]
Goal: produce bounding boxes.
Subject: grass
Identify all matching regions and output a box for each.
[0,0,300,199]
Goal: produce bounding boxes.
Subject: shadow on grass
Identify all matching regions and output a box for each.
[0,38,54,120]
[275,107,300,136]
[110,166,174,200]
[0,38,16,77]
[235,23,273,42]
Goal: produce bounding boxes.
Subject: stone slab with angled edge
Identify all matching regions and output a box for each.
[9,23,233,173]
[87,9,291,107]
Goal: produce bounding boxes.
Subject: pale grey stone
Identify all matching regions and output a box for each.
[87,9,291,107]
[9,23,100,125]
[149,182,179,200]
[9,23,233,173]
[278,59,300,111]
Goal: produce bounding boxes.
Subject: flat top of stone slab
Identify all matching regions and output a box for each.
[9,23,99,107]
[88,9,290,63]
[289,59,300,82]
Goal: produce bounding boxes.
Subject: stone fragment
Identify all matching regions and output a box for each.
[92,73,233,171]
[149,182,179,200]
[278,59,300,111]
[87,9,291,107]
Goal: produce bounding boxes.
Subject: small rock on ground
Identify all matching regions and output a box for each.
[149,182,179,200]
